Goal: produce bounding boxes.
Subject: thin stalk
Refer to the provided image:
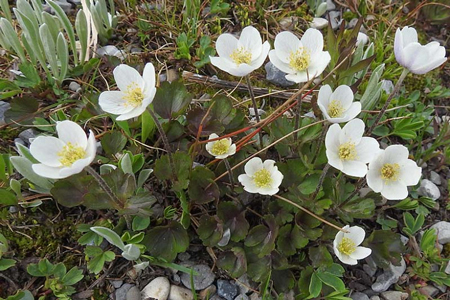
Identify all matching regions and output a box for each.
[366,68,409,135]
[148,108,176,177]
[294,82,303,144]
[311,122,329,165]
[339,178,367,208]
[85,166,122,207]
[223,158,235,192]
[311,163,330,200]
[246,75,263,149]
[273,194,348,233]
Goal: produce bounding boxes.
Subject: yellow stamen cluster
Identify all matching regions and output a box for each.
[338,142,357,161]
[337,237,356,255]
[230,47,252,65]
[289,48,310,71]
[253,168,272,188]
[210,139,230,156]
[58,142,86,167]
[381,163,400,182]
[327,100,344,118]
[124,83,144,107]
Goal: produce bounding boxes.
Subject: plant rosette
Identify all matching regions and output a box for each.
[333,225,372,265]
[30,120,96,179]
[317,84,361,123]
[366,145,422,200]
[394,26,447,75]
[99,63,157,120]
[238,157,283,196]
[205,133,236,159]
[269,28,331,83]
[209,25,270,77]
[325,118,380,177]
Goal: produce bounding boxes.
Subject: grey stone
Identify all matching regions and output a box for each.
[69,81,81,92]
[217,280,238,300]
[430,221,450,244]
[210,296,225,300]
[371,258,406,292]
[400,235,409,246]
[351,292,369,300]
[419,285,439,298]
[370,297,381,300]
[199,285,216,300]
[418,179,441,200]
[249,293,261,300]
[328,10,342,30]
[113,283,134,300]
[363,264,377,277]
[264,62,295,87]
[180,265,215,290]
[380,291,408,300]
[217,228,231,246]
[8,206,18,214]
[430,171,442,185]
[168,285,194,300]
[141,277,170,300]
[18,129,37,145]
[348,18,359,28]
[0,101,10,125]
[236,274,250,294]
[44,0,72,13]
[381,80,394,94]
[434,283,447,293]
[445,261,450,274]
[310,17,328,29]
[326,0,336,10]
[177,252,191,262]
[172,273,181,285]
[110,280,124,289]
[234,295,249,300]
[126,287,142,300]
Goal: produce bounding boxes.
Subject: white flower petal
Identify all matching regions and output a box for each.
[384,145,409,164]
[332,85,354,109]
[30,136,65,167]
[32,163,65,179]
[344,226,365,246]
[400,26,418,47]
[231,63,257,77]
[116,104,147,121]
[113,64,144,91]
[394,28,405,66]
[263,159,276,170]
[349,246,372,260]
[317,84,333,108]
[56,120,88,149]
[239,26,263,59]
[142,63,156,93]
[270,168,284,187]
[325,123,341,152]
[327,151,344,171]
[341,160,367,177]
[269,50,294,74]
[258,186,279,195]
[341,102,361,122]
[285,71,309,84]
[354,137,380,164]
[381,180,408,200]
[399,159,421,186]
[99,91,134,115]
[238,174,259,193]
[244,157,263,176]
[85,130,97,163]
[59,157,91,178]
[250,41,270,70]
[301,28,324,59]
[337,253,358,265]
[306,51,330,78]
[274,31,301,63]
[216,33,239,59]
[340,118,364,145]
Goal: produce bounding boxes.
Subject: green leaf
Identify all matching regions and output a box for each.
[277,224,308,256]
[101,131,127,156]
[188,166,219,204]
[16,62,41,88]
[75,9,88,63]
[298,174,320,195]
[4,96,41,126]
[10,157,54,192]
[90,226,126,251]
[197,215,224,247]
[142,221,189,262]
[217,247,247,278]
[0,189,18,205]
[309,272,322,299]
[132,216,150,231]
[51,173,94,208]
[141,109,155,142]
[217,202,250,242]
[0,258,16,271]
[316,271,346,291]
[272,269,295,293]
[365,230,404,268]
[61,267,84,286]
[153,80,193,119]
[309,245,333,268]
[403,212,424,236]
[154,151,192,191]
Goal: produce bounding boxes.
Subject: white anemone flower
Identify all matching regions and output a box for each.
[30,120,96,179]
[394,26,447,75]
[317,84,361,123]
[205,133,236,159]
[99,63,157,121]
[209,26,270,77]
[269,29,331,83]
[238,157,283,196]
[366,145,421,200]
[333,225,372,265]
[325,119,380,177]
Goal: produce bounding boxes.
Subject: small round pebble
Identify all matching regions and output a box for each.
[180,265,215,290]
[217,280,238,300]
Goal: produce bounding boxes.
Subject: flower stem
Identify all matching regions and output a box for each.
[311,163,330,200]
[273,194,348,233]
[311,122,329,165]
[366,68,409,135]
[223,158,235,192]
[148,108,176,177]
[85,166,122,207]
[339,178,366,208]
[245,75,263,149]
[294,83,303,144]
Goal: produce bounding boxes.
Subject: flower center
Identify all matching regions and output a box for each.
[253,168,272,188]
[58,142,86,167]
[327,100,344,118]
[124,83,144,107]
[337,237,356,255]
[338,142,357,161]
[289,48,310,71]
[381,163,400,182]
[230,47,252,65]
[210,139,230,156]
